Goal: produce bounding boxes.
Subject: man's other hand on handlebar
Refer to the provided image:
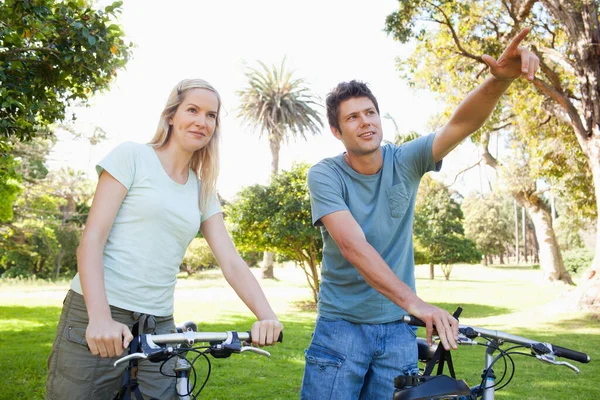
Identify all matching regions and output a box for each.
[406,299,459,351]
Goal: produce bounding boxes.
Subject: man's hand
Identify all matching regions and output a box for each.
[406,300,459,351]
[482,27,539,82]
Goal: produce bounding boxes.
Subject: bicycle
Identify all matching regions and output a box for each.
[113,321,282,400]
[393,307,591,400]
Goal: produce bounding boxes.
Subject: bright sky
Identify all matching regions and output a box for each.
[49,0,487,200]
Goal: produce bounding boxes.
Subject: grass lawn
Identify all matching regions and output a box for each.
[0,264,598,399]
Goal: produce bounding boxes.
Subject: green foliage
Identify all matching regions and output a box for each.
[554,216,586,252]
[562,248,595,275]
[54,222,81,277]
[414,176,481,279]
[181,238,217,275]
[226,163,323,302]
[238,250,262,267]
[383,0,597,221]
[1,218,58,278]
[0,155,22,221]
[0,138,93,279]
[463,193,514,257]
[0,0,131,145]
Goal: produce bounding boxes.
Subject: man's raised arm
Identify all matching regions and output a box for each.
[432,27,539,162]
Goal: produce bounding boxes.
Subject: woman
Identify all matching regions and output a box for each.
[46,79,283,400]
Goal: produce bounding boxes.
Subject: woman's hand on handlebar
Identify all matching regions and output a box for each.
[251,319,283,347]
[86,317,134,358]
[407,300,459,351]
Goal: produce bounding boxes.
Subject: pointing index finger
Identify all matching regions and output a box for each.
[506,27,531,52]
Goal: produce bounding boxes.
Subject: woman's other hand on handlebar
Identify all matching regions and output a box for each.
[86,317,134,358]
[251,319,283,347]
[407,300,459,351]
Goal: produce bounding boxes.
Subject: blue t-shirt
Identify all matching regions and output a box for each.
[307,133,441,324]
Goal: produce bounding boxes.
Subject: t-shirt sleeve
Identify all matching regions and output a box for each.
[96,142,138,190]
[396,132,442,179]
[307,162,348,226]
[201,190,222,223]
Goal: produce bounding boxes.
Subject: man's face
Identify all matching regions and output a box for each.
[331,96,382,156]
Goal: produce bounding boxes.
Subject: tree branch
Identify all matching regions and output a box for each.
[425,0,483,62]
[533,45,567,89]
[0,47,59,59]
[517,0,539,21]
[445,160,482,188]
[532,79,589,145]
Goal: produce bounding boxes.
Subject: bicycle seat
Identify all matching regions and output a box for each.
[417,337,438,363]
[393,374,471,400]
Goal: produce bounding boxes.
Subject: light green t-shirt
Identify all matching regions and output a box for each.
[71,142,221,316]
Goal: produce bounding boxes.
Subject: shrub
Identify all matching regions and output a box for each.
[562,248,595,274]
[181,238,217,275]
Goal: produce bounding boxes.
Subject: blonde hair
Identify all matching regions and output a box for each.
[148,79,221,213]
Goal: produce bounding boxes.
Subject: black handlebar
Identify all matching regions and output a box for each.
[402,314,590,364]
[552,344,591,364]
[405,315,426,327]
[247,331,284,344]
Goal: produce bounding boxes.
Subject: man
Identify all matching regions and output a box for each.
[301,28,539,399]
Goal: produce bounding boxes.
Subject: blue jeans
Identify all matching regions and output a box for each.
[300,317,419,400]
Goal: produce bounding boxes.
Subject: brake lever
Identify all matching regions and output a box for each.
[240,346,271,358]
[114,352,148,367]
[536,354,580,373]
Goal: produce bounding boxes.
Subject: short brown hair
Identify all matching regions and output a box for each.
[326,80,380,131]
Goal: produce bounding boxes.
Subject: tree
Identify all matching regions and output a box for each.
[463,193,515,265]
[384,0,583,285]
[0,136,93,279]
[0,0,131,146]
[227,163,323,303]
[236,58,323,279]
[414,175,481,280]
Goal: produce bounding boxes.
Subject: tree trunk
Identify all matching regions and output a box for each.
[54,251,63,280]
[499,253,505,264]
[261,251,275,279]
[537,0,600,307]
[522,207,528,263]
[514,199,520,264]
[483,254,489,266]
[441,265,452,280]
[517,195,574,284]
[478,134,571,283]
[576,154,600,309]
[429,263,435,280]
[261,136,282,280]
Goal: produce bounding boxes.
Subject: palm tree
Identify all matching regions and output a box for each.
[237,58,323,279]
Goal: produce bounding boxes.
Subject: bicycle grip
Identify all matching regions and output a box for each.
[405,315,426,327]
[246,331,284,343]
[552,344,590,363]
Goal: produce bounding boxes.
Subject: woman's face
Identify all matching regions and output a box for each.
[168,88,219,153]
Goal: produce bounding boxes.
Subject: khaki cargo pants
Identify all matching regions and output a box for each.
[46,290,177,400]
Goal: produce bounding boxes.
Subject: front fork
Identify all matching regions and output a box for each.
[174,358,193,400]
